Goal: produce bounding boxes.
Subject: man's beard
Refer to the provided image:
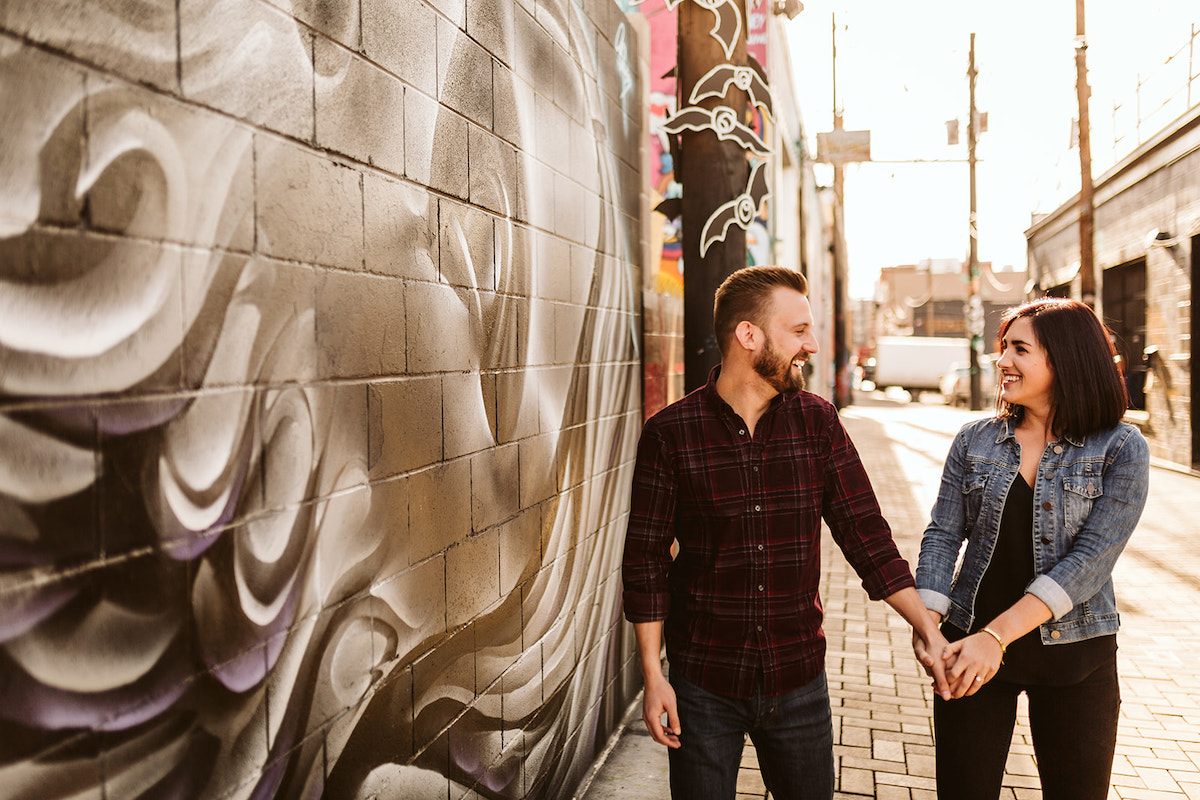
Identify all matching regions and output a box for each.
[753,335,805,394]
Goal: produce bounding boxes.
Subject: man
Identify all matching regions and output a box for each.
[621,266,950,800]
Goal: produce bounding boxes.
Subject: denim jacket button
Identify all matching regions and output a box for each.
[1053,445,1064,454]
[1050,630,1062,639]
[1041,536,1052,544]
[1042,501,1053,511]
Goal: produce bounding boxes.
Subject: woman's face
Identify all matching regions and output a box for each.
[997,317,1054,412]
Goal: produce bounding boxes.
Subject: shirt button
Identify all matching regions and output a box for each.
[757,625,763,632]
[758,585,764,591]
[1042,501,1053,511]
[1053,445,1064,454]
[1050,630,1062,639]
[758,544,764,551]
[754,504,761,511]
[739,429,746,435]
[753,466,760,472]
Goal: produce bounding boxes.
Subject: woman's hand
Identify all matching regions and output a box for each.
[942,630,1004,698]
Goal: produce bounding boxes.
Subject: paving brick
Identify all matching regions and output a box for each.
[1135,766,1183,792]
[874,771,936,791]
[734,769,765,795]
[838,767,874,795]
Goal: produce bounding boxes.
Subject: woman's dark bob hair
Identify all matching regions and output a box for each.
[996,297,1129,439]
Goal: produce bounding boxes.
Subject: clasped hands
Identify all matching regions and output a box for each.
[912,611,1005,700]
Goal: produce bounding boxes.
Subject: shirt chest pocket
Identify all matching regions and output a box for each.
[1062,473,1103,535]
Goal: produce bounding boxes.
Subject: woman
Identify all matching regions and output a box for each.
[914,298,1149,799]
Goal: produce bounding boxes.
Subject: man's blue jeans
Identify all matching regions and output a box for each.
[667,670,835,800]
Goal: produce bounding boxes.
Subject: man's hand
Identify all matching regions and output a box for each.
[633,621,681,748]
[911,611,952,701]
[642,671,681,749]
[883,588,953,701]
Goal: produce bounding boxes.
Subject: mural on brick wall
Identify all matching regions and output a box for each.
[0,0,643,798]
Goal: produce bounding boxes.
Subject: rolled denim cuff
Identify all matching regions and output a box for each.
[918,589,951,617]
[1027,575,1074,620]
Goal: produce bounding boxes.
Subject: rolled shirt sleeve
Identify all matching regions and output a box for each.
[820,406,916,601]
[622,425,676,623]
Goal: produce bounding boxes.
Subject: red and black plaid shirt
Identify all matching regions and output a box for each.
[622,367,915,699]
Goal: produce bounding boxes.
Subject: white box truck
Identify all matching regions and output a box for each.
[870,336,971,398]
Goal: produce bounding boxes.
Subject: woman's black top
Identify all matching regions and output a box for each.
[943,473,1116,686]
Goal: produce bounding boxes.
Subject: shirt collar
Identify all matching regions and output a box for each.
[702,364,786,425]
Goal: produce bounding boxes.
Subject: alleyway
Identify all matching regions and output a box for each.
[580,396,1200,800]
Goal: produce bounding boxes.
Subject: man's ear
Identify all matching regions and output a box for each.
[734,320,761,352]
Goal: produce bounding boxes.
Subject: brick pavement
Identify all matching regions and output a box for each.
[579,401,1200,800]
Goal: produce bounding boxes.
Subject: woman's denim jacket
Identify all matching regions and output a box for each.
[916,417,1149,644]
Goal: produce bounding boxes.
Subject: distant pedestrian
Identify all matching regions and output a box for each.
[622,265,950,800]
[914,298,1150,799]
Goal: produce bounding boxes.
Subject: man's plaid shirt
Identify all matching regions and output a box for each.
[622,368,915,699]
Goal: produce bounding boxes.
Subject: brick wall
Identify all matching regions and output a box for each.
[0,0,647,797]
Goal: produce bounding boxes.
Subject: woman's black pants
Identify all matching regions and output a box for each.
[932,656,1120,800]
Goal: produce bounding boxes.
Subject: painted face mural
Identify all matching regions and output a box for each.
[0,0,641,797]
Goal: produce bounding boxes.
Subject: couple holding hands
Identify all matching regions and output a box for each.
[623,266,1148,800]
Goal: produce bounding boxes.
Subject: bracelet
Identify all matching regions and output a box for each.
[980,626,1007,664]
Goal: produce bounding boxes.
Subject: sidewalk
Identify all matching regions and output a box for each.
[578,402,1200,800]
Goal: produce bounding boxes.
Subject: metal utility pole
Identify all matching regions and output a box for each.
[679,0,749,392]
[967,33,983,411]
[1075,0,1100,317]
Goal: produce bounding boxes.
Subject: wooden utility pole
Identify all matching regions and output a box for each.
[1075,0,1100,317]
[679,0,749,391]
[831,14,849,408]
[967,33,983,411]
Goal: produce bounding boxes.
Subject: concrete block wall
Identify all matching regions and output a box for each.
[0,0,647,797]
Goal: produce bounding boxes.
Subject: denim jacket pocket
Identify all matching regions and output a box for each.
[1062,473,1103,536]
[960,462,990,528]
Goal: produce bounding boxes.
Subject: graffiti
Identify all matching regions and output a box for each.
[698,159,770,257]
[651,0,743,61]
[688,64,773,121]
[660,105,770,156]
[0,0,642,797]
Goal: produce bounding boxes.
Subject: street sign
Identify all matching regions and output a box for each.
[817,129,871,164]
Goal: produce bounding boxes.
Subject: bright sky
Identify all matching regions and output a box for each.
[785,1,1200,297]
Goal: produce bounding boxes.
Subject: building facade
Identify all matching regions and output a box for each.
[1027,104,1200,471]
[0,0,648,797]
[871,260,1027,353]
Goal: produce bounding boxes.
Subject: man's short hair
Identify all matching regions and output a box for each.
[713,266,809,355]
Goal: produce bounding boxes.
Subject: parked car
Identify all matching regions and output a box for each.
[940,355,997,407]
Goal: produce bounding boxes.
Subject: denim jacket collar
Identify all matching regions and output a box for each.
[994,416,1085,448]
